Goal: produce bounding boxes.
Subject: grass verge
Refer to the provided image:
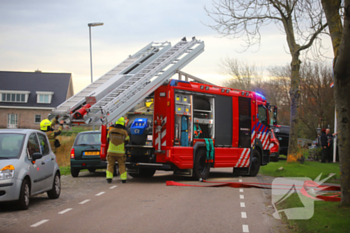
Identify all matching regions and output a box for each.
[259,160,340,183]
[262,160,347,232]
[278,193,350,233]
[59,166,89,176]
[59,166,71,176]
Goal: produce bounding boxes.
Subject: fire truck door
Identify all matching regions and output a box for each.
[238,97,251,148]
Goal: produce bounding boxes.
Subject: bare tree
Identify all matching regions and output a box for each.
[268,65,291,125]
[299,62,335,139]
[220,57,259,91]
[321,0,350,206]
[206,0,328,162]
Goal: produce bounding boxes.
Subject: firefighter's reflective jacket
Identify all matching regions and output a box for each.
[107,125,130,154]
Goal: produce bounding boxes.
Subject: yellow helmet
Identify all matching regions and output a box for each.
[115,117,125,126]
[40,119,51,131]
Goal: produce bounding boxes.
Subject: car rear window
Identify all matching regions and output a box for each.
[75,133,101,146]
[0,133,25,159]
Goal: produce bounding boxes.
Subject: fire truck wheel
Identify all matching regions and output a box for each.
[129,168,156,178]
[193,149,210,180]
[248,149,261,177]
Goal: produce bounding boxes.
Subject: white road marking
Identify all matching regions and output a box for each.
[240,195,244,199]
[241,212,247,218]
[110,185,117,189]
[240,202,245,207]
[239,188,243,192]
[30,219,49,227]
[95,192,105,196]
[59,208,72,214]
[243,224,249,232]
[79,199,90,205]
[239,179,242,182]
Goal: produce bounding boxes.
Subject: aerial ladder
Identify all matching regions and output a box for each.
[50,37,205,126]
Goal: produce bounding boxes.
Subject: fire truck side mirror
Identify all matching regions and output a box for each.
[273,106,278,125]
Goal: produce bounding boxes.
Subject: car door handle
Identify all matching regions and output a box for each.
[41,161,45,165]
[51,158,54,161]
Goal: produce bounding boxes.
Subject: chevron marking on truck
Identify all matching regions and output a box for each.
[251,124,256,147]
[239,149,251,167]
[235,148,246,167]
[155,117,167,147]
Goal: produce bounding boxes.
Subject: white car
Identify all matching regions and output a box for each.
[0,129,61,210]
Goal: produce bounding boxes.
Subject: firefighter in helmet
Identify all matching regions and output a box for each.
[106,117,130,183]
[40,117,64,153]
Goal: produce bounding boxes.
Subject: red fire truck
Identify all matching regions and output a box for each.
[50,38,277,179]
[100,79,277,179]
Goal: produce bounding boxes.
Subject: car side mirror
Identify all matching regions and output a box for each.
[32,152,43,161]
[273,106,278,125]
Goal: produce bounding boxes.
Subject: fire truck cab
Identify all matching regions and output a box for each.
[109,79,276,179]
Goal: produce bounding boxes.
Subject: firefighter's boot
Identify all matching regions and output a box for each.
[106,170,113,183]
[121,171,127,183]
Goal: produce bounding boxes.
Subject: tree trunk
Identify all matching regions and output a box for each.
[322,0,350,206]
[321,0,342,58]
[333,1,350,206]
[287,52,301,162]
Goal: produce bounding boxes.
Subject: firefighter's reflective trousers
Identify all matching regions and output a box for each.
[106,152,127,180]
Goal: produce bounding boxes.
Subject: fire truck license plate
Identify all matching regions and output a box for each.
[84,151,99,156]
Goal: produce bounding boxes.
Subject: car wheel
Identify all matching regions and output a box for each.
[129,168,156,178]
[248,149,261,177]
[71,168,80,177]
[88,168,96,173]
[17,179,30,210]
[192,149,210,180]
[47,172,61,199]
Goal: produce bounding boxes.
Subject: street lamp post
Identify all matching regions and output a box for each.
[88,22,104,83]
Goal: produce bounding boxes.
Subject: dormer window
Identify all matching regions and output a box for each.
[0,90,30,103]
[36,91,54,104]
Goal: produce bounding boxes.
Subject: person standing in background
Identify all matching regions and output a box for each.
[320,129,328,163]
[326,128,337,163]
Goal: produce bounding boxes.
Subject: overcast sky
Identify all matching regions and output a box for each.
[0,0,333,93]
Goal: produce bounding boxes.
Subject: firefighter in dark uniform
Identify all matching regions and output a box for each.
[40,117,63,153]
[106,117,130,183]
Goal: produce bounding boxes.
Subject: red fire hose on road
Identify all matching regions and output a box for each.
[166,180,341,202]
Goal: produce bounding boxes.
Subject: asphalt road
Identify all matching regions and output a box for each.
[0,169,285,233]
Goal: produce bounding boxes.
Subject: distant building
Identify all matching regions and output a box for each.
[0,70,74,129]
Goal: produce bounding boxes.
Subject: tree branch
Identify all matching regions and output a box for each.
[298,22,328,52]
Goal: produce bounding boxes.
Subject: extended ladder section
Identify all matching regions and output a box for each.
[85,37,204,125]
[50,41,171,121]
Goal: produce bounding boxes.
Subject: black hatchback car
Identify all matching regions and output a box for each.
[70,131,107,177]
[270,125,290,155]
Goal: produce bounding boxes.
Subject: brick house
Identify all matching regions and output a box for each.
[0,70,74,129]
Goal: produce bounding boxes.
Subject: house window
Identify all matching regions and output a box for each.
[36,91,54,104]
[8,114,18,128]
[39,94,50,103]
[35,115,41,124]
[0,92,28,102]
